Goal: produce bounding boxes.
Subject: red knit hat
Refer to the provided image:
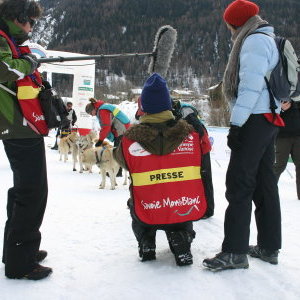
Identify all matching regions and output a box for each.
[223,0,259,27]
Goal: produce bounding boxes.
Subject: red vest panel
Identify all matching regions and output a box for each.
[122,131,207,225]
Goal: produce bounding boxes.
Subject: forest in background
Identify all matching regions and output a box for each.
[33,0,300,95]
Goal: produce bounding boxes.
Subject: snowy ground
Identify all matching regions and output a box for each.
[0,132,300,300]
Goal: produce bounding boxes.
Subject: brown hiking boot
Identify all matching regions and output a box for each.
[6,264,52,280]
[24,264,53,280]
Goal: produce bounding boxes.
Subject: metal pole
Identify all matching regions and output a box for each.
[37,52,153,63]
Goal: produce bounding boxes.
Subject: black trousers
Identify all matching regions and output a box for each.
[274,136,300,200]
[222,115,281,254]
[129,200,195,246]
[201,152,214,217]
[2,138,48,277]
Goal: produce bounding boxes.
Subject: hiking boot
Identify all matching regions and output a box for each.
[203,252,249,271]
[138,237,156,262]
[167,231,193,266]
[36,250,47,263]
[25,264,53,280]
[6,264,52,280]
[248,245,279,265]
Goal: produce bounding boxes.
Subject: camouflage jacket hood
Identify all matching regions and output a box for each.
[113,119,194,170]
[124,119,194,155]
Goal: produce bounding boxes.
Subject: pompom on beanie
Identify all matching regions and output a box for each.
[223,0,259,27]
[141,73,171,114]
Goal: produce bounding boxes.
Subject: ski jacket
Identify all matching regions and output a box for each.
[94,100,130,142]
[0,19,44,139]
[230,26,280,126]
[114,117,208,224]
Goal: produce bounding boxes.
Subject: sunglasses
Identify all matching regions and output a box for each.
[28,18,36,27]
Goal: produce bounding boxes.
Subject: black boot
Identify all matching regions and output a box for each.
[139,236,156,262]
[167,231,193,266]
[248,245,279,265]
[203,252,249,271]
[51,141,58,150]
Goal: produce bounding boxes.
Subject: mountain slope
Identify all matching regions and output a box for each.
[33,0,300,91]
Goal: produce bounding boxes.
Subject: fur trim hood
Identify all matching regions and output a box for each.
[124,119,194,155]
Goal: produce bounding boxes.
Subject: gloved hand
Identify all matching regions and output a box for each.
[227,125,242,151]
[95,140,103,147]
[22,54,40,74]
[185,113,205,137]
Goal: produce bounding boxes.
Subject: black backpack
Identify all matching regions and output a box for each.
[39,86,69,129]
[268,36,300,102]
[252,33,300,103]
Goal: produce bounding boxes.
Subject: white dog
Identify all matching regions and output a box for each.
[81,141,128,189]
[58,131,79,162]
[73,130,98,172]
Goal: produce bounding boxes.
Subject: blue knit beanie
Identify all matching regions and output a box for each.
[141,73,171,114]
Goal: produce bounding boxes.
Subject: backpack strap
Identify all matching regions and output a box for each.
[264,77,277,115]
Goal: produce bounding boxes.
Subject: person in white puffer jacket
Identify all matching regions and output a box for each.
[203,0,282,271]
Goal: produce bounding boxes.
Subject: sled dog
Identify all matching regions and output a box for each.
[73,130,98,172]
[58,131,79,162]
[81,141,128,189]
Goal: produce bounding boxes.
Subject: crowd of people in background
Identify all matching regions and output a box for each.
[0,0,299,281]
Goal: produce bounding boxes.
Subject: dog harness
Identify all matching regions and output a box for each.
[95,146,107,165]
[122,132,207,225]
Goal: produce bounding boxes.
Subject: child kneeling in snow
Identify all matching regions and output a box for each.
[114,73,210,265]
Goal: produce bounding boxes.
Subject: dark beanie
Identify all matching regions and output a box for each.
[141,73,171,114]
[223,0,259,27]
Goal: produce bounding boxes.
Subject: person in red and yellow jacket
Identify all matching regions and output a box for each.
[0,0,52,280]
[114,73,210,266]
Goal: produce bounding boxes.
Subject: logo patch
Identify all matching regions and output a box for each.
[128,142,151,157]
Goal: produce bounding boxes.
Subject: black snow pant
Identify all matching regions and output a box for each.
[129,200,195,249]
[222,115,281,254]
[2,138,48,278]
[114,135,123,177]
[274,136,300,200]
[201,152,214,217]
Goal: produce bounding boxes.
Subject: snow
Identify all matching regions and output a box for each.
[0,130,300,300]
